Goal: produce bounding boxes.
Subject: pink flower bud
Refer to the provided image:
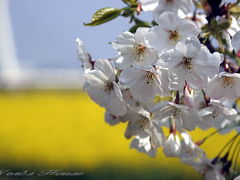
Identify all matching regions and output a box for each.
[183,82,194,108]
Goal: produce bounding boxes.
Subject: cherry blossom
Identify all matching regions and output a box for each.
[112,28,158,69]
[76,38,92,73]
[140,0,193,18]
[80,0,240,179]
[148,11,200,52]
[84,59,127,116]
[152,102,202,131]
[206,72,240,100]
[130,136,157,157]
[159,37,223,90]
[163,133,181,157]
[119,65,168,103]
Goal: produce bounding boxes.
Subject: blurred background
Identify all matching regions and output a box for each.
[0,0,237,179]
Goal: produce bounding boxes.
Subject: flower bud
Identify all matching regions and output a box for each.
[163,133,181,157]
[183,83,194,108]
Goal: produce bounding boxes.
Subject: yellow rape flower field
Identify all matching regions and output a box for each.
[0,91,237,179]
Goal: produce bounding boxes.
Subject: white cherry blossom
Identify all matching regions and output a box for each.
[183,82,194,108]
[199,100,237,130]
[130,136,157,157]
[180,132,206,160]
[140,0,193,18]
[76,38,92,73]
[112,28,158,69]
[130,118,166,157]
[79,2,240,179]
[105,112,121,125]
[121,88,140,109]
[217,115,240,134]
[84,59,127,116]
[159,37,223,90]
[148,11,200,52]
[152,102,202,131]
[225,16,240,37]
[190,13,208,28]
[221,31,233,52]
[104,111,128,126]
[183,156,226,180]
[163,133,181,157]
[140,0,158,11]
[235,175,240,180]
[206,72,240,100]
[120,65,168,103]
[204,169,225,180]
[124,108,151,139]
[124,108,165,142]
[182,155,210,174]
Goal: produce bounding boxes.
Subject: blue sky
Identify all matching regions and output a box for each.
[9,0,151,69]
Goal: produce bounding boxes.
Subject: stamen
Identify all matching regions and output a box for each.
[222,76,235,88]
[182,57,193,70]
[104,81,114,93]
[135,44,146,56]
[169,30,180,41]
[138,116,150,129]
[144,71,156,85]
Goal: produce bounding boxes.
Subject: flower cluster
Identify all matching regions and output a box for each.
[78,0,240,179]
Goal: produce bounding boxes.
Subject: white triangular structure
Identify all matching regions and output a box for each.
[0,0,22,88]
[0,0,84,90]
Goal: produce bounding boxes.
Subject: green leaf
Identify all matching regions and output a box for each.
[122,8,133,17]
[84,8,122,26]
[129,24,140,33]
[129,21,151,33]
[122,0,137,5]
[152,21,158,26]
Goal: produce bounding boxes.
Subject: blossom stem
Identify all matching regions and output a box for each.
[231,139,240,179]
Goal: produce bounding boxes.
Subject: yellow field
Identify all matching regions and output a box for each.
[0,91,236,177]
